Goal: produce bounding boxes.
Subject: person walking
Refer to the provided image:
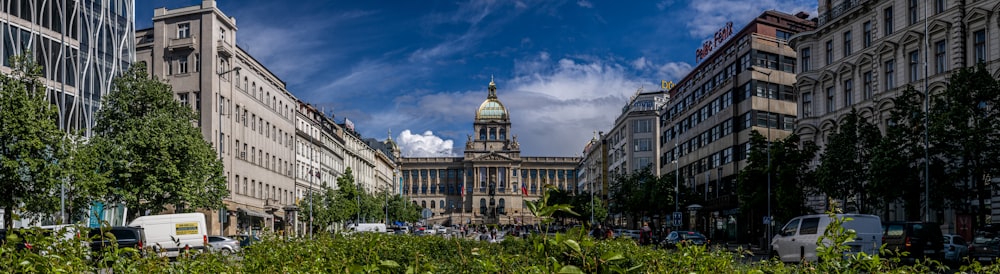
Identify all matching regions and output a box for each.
[639,222,653,246]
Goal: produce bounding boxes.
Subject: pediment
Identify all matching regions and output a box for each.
[899,30,924,45]
[876,41,897,55]
[857,53,874,66]
[927,19,951,34]
[472,152,514,162]
[836,62,855,75]
[966,7,990,23]
[796,76,817,88]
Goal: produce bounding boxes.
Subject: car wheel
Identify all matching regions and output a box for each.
[220,248,232,256]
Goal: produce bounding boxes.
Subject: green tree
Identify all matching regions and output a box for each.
[570,194,608,225]
[386,194,420,223]
[333,167,360,223]
[0,55,71,229]
[814,109,882,213]
[738,130,817,241]
[90,63,226,220]
[928,64,1000,227]
[869,86,930,220]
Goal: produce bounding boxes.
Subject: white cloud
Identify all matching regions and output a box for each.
[655,61,693,81]
[398,130,456,157]
[655,0,676,11]
[577,0,593,8]
[631,57,649,70]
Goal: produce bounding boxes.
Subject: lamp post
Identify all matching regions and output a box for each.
[750,66,773,256]
[357,182,362,224]
[674,140,680,226]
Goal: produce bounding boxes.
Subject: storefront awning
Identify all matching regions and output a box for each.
[239,208,270,218]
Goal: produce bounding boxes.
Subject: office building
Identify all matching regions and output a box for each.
[658,11,815,241]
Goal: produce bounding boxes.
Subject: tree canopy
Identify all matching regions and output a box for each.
[90,63,226,220]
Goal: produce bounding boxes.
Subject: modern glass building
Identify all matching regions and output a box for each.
[1,0,135,135]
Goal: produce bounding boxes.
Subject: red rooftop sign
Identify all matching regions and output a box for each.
[695,21,734,62]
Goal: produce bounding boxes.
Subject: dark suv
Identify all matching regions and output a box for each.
[88,226,147,257]
[883,222,944,262]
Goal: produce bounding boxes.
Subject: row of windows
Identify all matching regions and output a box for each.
[2,0,80,37]
[1,22,78,86]
[233,174,292,206]
[807,1,955,72]
[234,140,292,177]
[403,168,578,180]
[478,127,508,140]
[235,70,293,121]
[402,180,577,195]
[166,53,200,75]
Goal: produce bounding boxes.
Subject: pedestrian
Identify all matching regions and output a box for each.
[593,224,605,240]
[605,226,614,239]
[639,222,652,246]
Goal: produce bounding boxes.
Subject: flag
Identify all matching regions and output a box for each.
[521,183,528,196]
[461,185,466,197]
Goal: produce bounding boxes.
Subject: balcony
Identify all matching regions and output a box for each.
[264,198,281,212]
[217,39,233,58]
[167,36,196,51]
[817,0,869,26]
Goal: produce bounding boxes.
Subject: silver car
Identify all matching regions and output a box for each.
[207,236,241,255]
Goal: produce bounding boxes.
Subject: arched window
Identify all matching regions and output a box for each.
[251,82,256,96]
[235,71,241,88]
[498,198,506,214]
[479,128,486,140]
[243,77,248,90]
[439,200,444,209]
[480,198,487,214]
[421,200,427,208]
[499,128,506,140]
[489,128,496,140]
[430,201,435,208]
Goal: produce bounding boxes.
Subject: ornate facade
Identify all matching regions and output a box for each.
[400,79,581,225]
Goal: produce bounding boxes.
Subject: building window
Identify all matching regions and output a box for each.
[776,30,792,41]
[783,116,795,130]
[883,7,894,36]
[843,31,852,56]
[825,40,833,65]
[800,47,811,72]
[908,50,919,82]
[934,40,946,74]
[826,87,835,113]
[177,23,190,38]
[178,56,188,74]
[843,79,853,107]
[167,58,173,75]
[862,71,873,99]
[633,119,652,133]
[194,54,200,72]
[884,59,895,91]
[974,29,986,64]
[219,28,225,42]
[908,0,918,25]
[863,21,872,48]
[802,92,812,118]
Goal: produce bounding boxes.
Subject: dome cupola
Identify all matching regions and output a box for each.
[476,76,508,120]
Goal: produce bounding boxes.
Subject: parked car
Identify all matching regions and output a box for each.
[228,234,260,248]
[207,236,241,255]
[970,234,1000,264]
[882,221,944,262]
[771,214,882,263]
[942,234,969,263]
[660,231,707,248]
[88,226,147,258]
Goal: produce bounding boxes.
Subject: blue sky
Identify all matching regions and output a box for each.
[137,0,817,158]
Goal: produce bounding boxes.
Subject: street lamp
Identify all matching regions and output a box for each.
[750,66,773,256]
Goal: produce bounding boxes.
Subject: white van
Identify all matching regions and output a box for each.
[770,214,882,263]
[348,223,387,233]
[128,213,207,257]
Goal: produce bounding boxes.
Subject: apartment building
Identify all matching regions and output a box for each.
[791,0,1000,233]
[136,0,297,235]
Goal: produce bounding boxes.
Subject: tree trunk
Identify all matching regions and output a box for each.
[4,207,12,230]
